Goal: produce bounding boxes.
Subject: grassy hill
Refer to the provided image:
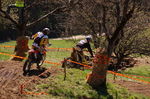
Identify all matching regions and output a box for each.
[0,40,150,99]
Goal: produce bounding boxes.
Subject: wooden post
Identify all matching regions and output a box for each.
[113,65,117,82]
[20,84,24,94]
[63,58,67,81]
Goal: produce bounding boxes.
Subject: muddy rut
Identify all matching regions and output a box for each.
[0,61,27,99]
[0,60,59,99]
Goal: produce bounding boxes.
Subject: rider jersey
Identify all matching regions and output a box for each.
[32,32,49,46]
[76,39,93,57]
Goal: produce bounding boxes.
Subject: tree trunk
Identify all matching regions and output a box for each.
[11,25,29,61]
[87,48,110,89]
[11,36,29,61]
[93,37,100,49]
[116,56,124,70]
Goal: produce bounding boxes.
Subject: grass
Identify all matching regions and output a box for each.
[28,69,149,99]
[0,40,150,99]
[122,65,150,77]
[0,39,77,62]
[0,40,17,60]
[121,65,150,82]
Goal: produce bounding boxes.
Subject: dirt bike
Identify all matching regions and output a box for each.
[62,48,93,70]
[23,47,46,75]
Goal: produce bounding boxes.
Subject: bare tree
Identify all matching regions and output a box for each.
[67,0,150,88]
[114,11,150,68]
[89,0,149,88]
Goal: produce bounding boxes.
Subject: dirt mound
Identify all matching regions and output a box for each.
[0,61,61,99]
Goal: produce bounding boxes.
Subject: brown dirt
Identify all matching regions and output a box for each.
[135,57,150,65]
[0,60,62,99]
[109,79,150,97]
[0,61,25,99]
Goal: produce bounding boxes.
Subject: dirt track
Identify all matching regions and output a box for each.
[0,61,27,99]
[0,61,61,99]
[115,80,150,97]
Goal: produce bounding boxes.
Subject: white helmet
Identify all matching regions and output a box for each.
[43,28,50,34]
[85,36,92,40]
[43,28,50,32]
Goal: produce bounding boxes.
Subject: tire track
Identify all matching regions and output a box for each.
[0,61,27,99]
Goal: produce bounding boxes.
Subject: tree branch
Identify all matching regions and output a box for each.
[101,4,110,40]
[110,7,135,44]
[0,0,1,9]
[26,0,82,28]
[25,0,41,11]
[0,0,17,25]
[123,0,130,16]
[115,0,121,26]
[0,9,18,25]
[26,6,66,27]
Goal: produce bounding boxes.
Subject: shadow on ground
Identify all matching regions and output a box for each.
[96,86,113,99]
[24,67,51,78]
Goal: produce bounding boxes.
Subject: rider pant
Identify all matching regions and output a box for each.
[77,51,83,63]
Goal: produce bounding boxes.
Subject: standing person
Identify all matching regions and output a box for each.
[75,36,94,63]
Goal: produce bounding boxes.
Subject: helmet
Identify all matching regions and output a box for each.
[43,28,50,34]
[85,36,92,41]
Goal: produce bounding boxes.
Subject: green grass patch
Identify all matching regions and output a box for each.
[33,69,148,99]
[0,39,76,61]
[0,40,16,60]
[121,65,150,82]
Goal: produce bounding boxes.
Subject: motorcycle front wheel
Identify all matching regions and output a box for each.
[23,59,32,75]
[37,54,46,67]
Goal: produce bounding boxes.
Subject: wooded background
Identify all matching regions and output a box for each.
[0,0,150,41]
